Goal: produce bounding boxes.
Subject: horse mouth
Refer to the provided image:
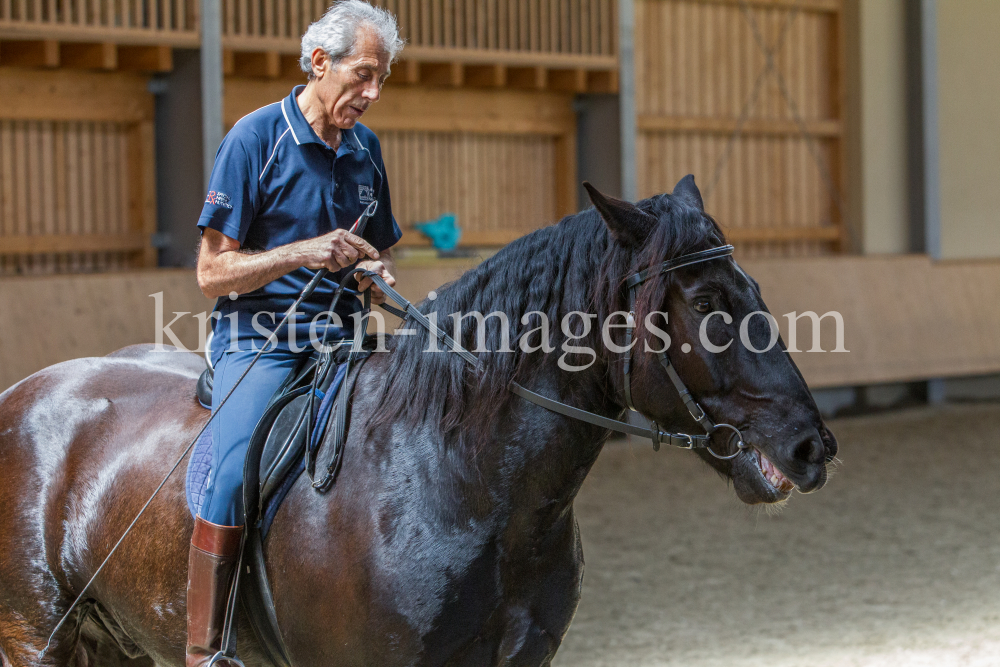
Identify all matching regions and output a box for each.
[751,448,795,496]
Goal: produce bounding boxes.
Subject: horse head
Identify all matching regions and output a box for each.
[586,176,838,505]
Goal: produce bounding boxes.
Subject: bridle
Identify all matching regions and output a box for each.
[512,244,747,460]
[357,243,749,461]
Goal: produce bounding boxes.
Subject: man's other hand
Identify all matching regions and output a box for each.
[354,259,396,304]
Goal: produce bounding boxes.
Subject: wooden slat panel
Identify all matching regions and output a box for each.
[636,0,843,257]
[290,0,618,56]
[381,131,559,246]
[0,113,153,272]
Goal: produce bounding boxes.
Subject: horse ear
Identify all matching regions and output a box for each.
[583,181,656,246]
[672,174,704,211]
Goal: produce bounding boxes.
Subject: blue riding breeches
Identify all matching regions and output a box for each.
[199,347,303,527]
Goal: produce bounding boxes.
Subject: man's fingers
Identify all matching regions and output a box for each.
[343,233,378,260]
[330,247,350,268]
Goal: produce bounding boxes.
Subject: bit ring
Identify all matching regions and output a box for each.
[706,423,747,460]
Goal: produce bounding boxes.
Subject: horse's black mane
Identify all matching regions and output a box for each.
[367,192,726,445]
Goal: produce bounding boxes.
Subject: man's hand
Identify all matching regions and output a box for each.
[355,258,396,305]
[298,229,379,271]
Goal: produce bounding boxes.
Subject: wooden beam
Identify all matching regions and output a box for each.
[118,45,172,72]
[231,51,281,78]
[0,68,153,122]
[396,59,420,84]
[222,49,235,76]
[554,130,579,219]
[399,227,840,246]
[508,66,547,90]
[638,115,843,137]
[60,42,117,70]
[549,68,588,93]
[225,78,577,135]
[397,229,530,247]
[587,69,619,94]
[419,62,464,87]
[137,121,158,267]
[0,40,59,67]
[464,64,507,88]
[0,24,200,48]
[647,0,840,12]
[0,233,149,255]
[724,226,843,243]
[279,54,305,79]
[398,46,618,71]
[449,62,464,87]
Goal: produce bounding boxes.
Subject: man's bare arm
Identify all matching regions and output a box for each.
[196,227,379,299]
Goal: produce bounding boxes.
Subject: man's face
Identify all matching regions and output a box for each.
[313,28,390,129]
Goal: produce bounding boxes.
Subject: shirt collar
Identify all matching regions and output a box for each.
[282,85,357,155]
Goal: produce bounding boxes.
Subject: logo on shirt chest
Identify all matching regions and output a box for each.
[358,184,375,204]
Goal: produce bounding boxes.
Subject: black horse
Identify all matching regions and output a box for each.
[0,177,836,666]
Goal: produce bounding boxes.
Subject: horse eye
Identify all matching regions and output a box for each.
[694,299,712,314]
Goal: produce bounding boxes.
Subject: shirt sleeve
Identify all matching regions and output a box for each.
[197,130,259,244]
[364,138,403,253]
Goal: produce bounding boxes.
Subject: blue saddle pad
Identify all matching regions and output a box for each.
[186,363,348,538]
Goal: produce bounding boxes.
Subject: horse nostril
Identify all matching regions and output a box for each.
[793,435,825,466]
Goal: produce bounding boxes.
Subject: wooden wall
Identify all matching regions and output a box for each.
[4,256,1000,393]
[225,79,578,246]
[634,0,847,257]
[0,68,157,274]
[221,0,617,61]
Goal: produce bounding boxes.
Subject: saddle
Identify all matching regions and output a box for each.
[188,336,378,666]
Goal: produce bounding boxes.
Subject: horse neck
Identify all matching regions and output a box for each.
[448,252,623,540]
[487,356,619,536]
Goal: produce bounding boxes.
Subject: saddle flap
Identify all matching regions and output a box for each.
[259,392,312,503]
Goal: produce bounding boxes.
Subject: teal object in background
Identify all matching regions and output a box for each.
[414,214,461,251]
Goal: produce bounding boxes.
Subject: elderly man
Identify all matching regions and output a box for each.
[188,1,403,663]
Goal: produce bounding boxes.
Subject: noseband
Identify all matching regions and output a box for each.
[353,244,749,459]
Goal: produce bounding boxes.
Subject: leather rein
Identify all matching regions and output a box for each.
[354,243,748,460]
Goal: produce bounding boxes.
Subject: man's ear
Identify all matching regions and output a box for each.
[583,182,656,247]
[311,47,329,78]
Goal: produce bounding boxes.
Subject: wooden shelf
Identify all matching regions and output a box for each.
[638,115,842,138]
[0,233,150,255]
[725,227,843,243]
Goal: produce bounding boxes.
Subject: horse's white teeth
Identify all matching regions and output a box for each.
[758,451,793,493]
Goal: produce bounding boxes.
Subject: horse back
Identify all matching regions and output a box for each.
[0,345,207,663]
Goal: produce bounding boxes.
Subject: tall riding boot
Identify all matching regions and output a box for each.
[186,517,244,667]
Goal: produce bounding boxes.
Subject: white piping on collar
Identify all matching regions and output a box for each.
[259,127,291,182]
[346,128,382,179]
[280,97,302,145]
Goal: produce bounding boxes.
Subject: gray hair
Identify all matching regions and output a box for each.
[299,0,405,78]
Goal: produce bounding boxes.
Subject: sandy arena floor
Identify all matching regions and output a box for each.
[554,403,1000,667]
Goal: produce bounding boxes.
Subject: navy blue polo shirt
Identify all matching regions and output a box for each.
[198,85,401,363]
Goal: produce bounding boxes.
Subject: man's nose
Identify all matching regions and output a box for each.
[363,81,381,101]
